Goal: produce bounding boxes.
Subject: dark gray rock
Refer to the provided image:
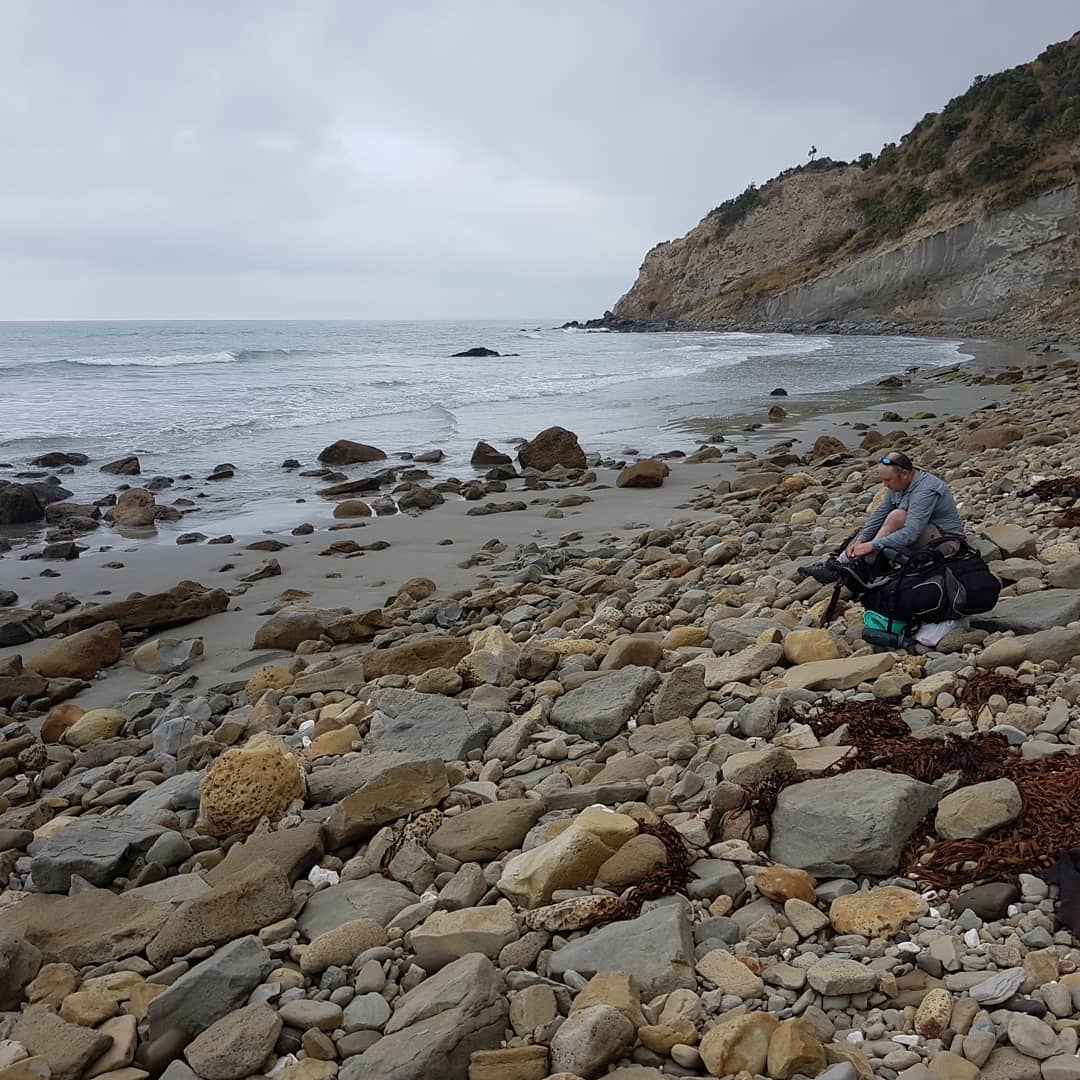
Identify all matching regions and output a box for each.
[973,589,1080,635]
[769,769,940,877]
[30,818,166,892]
[954,882,1019,922]
[343,953,507,1080]
[550,666,660,741]
[0,608,47,646]
[148,935,272,1040]
[121,771,203,821]
[296,878,419,939]
[547,899,696,997]
[736,697,779,738]
[366,689,505,762]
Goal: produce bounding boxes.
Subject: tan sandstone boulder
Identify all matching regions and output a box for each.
[27,621,122,680]
[197,734,306,837]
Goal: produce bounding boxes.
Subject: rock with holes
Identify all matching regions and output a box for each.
[197,734,305,837]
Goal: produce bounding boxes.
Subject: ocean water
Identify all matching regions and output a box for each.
[0,320,969,530]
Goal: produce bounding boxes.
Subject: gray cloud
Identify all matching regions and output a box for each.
[0,0,1075,319]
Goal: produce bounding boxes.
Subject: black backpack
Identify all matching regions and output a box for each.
[858,535,1001,623]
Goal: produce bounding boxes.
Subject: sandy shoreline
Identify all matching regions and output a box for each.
[0,334,1060,706]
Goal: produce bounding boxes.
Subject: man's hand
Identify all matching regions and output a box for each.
[846,540,876,559]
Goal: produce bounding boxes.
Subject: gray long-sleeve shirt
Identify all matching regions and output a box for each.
[858,470,965,553]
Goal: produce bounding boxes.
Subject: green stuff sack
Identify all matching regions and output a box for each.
[862,610,911,649]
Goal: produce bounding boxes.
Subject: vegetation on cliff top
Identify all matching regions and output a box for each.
[707,32,1080,254]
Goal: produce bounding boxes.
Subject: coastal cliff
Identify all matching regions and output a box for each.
[601,33,1080,336]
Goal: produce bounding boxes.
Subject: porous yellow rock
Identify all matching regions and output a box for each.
[829,886,928,938]
[245,665,295,705]
[198,734,305,837]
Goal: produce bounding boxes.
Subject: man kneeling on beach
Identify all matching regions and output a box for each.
[801,450,965,586]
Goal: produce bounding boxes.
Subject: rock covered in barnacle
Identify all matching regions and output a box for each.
[521,894,624,932]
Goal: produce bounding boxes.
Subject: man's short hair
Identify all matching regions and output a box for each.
[880,450,915,471]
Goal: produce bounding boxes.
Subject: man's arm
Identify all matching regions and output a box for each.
[873,484,940,552]
[856,497,892,543]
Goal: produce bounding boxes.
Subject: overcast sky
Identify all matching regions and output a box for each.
[0,2,1076,321]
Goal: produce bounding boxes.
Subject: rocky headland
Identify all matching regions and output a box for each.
[581,33,1080,341]
[0,344,1078,1080]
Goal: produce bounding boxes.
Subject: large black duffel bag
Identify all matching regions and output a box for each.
[858,535,1001,623]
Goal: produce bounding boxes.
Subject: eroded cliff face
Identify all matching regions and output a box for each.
[611,177,1080,335]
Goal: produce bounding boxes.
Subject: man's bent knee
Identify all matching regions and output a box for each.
[875,508,907,539]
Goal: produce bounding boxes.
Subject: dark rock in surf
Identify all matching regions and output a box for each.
[101,456,141,475]
[769,388,789,397]
[451,347,500,357]
[317,441,387,466]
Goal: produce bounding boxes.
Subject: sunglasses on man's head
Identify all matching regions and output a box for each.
[880,456,912,469]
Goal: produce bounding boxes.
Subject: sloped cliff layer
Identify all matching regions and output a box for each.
[604,33,1080,337]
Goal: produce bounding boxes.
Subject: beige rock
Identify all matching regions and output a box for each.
[510,984,559,1035]
[784,898,830,937]
[363,635,469,679]
[549,1004,634,1078]
[928,1050,981,1079]
[146,859,293,966]
[778,652,896,691]
[691,643,784,688]
[0,891,170,970]
[410,905,519,971]
[58,988,118,1026]
[106,488,157,527]
[721,746,796,786]
[183,1003,282,1080]
[27,622,122,680]
[698,1012,778,1077]
[63,708,125,747]
[984,524,1037,558]
[663,626,709,649]
[197,733,305,837]
[333,499,372,517]
[323,756,450,848]
[12,1006,112,1080]
[915,988,954,1038]
[696,950,765,998]
[301,917,387,973]
[244,665,294,704]
[497,808,638,908]
[415,667,463,694]
[913,670,957,706]
[569,972,646,1029]
[829,886,929,938]
[85,1015,137,1078]
[594,834,668,889]
[600,636,663,671]
[458,626,520,687]
[468,1046,549,1080]
[935,778,1023,840]
[766,1018,826,1080]
[616,460,670,488]
[427,798,544,863]
[639,1020,697,1053]
[754,865,816,903]
[303,723,361,760]
[782,629,840,665]
[131,637,204,675]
